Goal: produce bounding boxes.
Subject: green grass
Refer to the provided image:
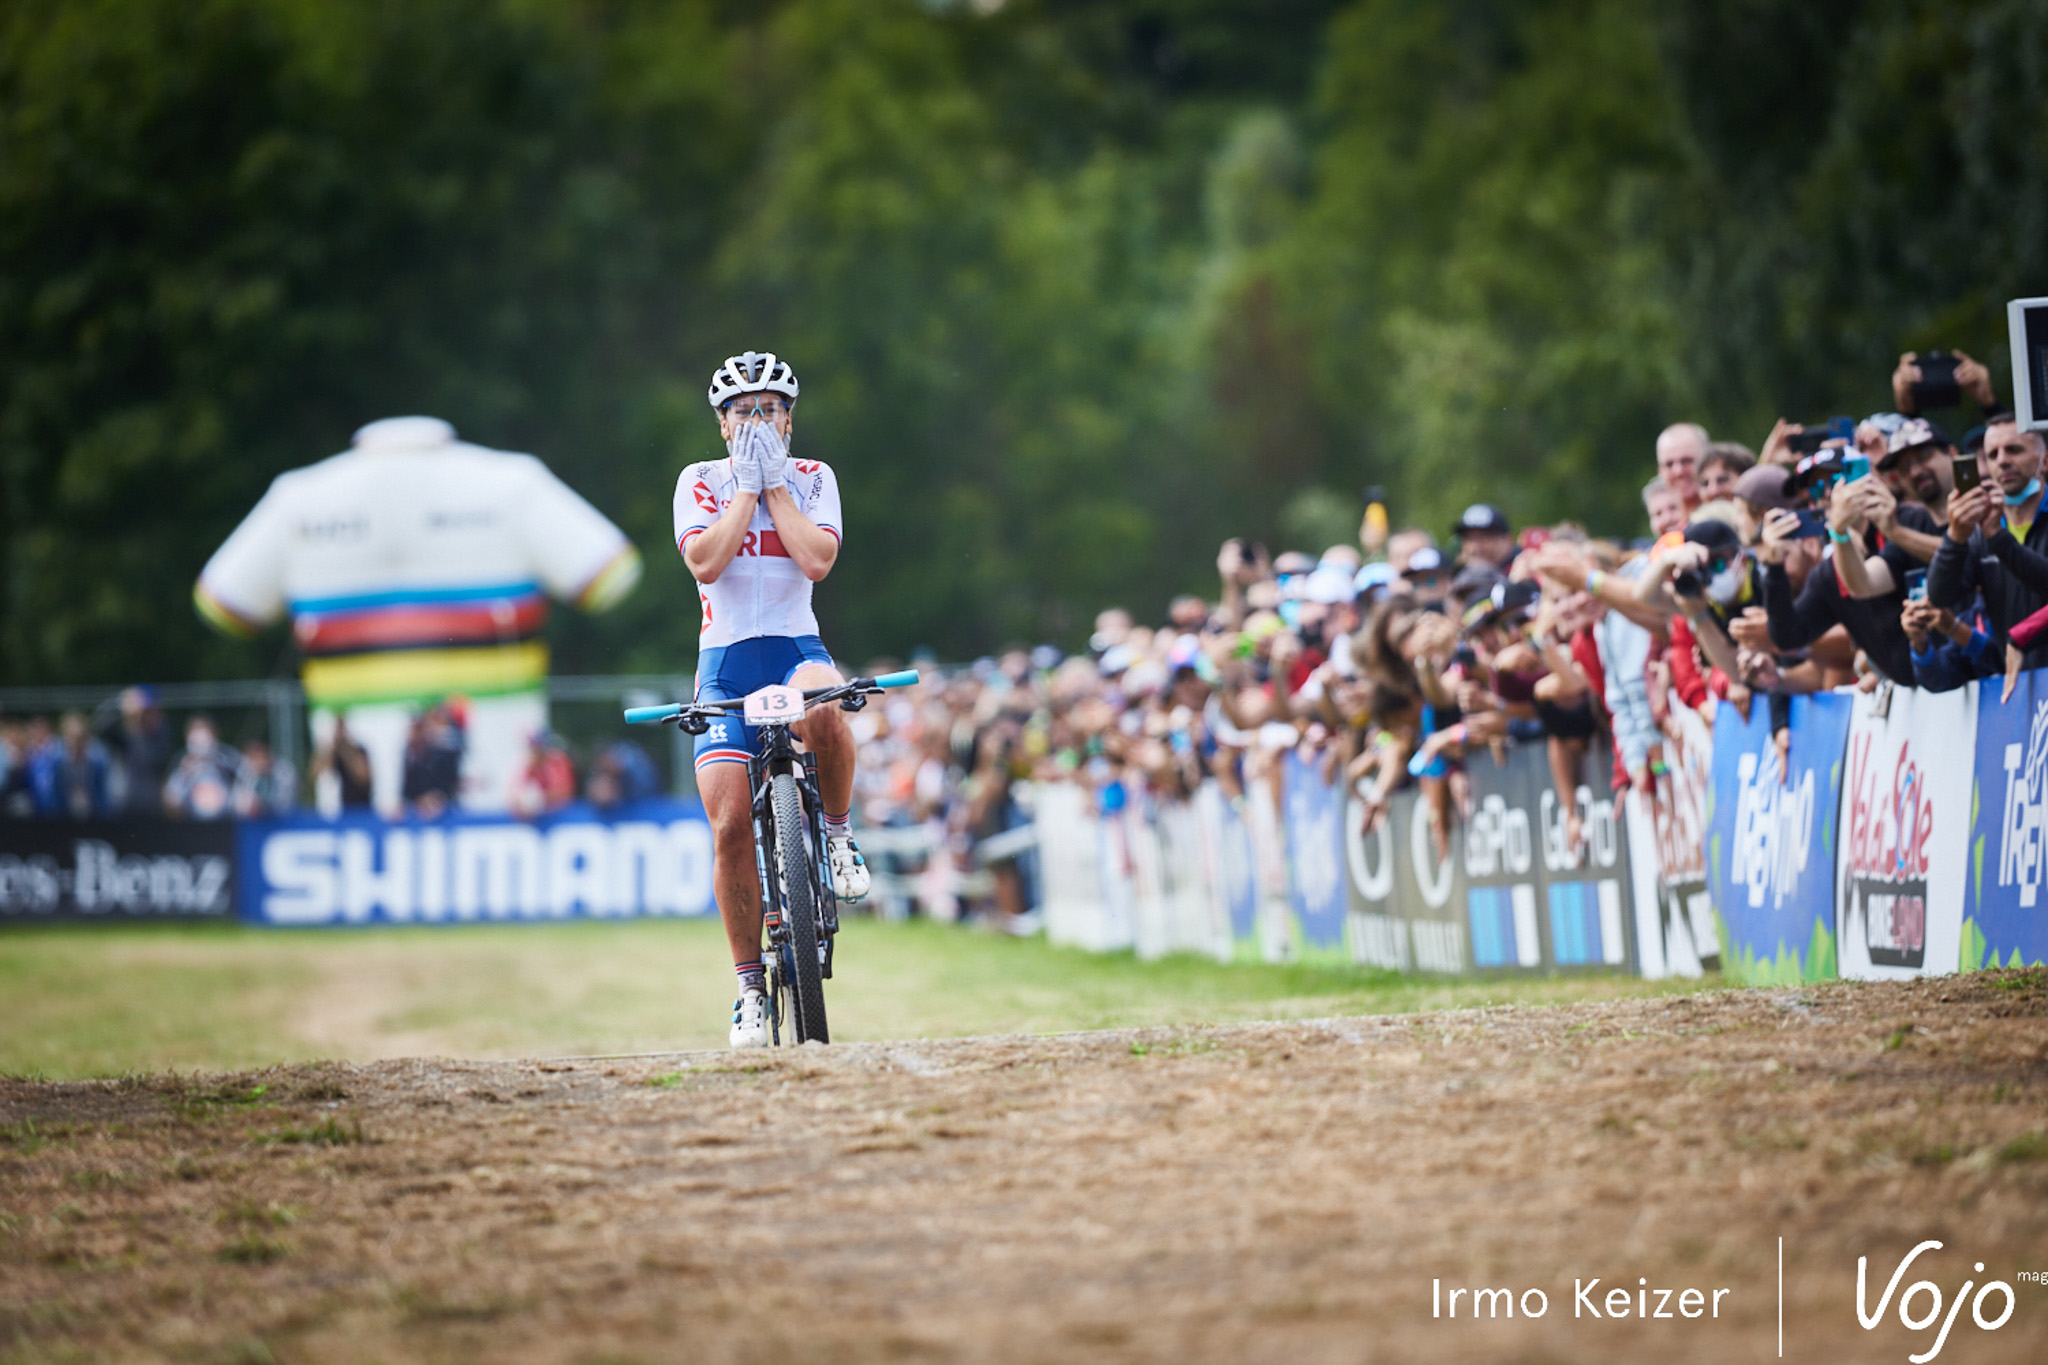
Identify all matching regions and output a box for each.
[0,919,1721,1078]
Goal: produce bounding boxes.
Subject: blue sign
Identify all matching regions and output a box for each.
[1706,692,1852,982]
[1282,751,1348,951]
[235,798,714,926]
[1964,671,2048,968]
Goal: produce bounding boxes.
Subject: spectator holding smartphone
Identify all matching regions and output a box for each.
[1928,414,2048,667]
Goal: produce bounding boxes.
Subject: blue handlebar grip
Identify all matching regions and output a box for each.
[623,703,684,725]
[872,669,920,689]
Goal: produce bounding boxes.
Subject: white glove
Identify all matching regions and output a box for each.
[728,429,763,495]
[749,420,790,490]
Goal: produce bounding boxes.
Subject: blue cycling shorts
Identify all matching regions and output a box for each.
[692,634,836,773]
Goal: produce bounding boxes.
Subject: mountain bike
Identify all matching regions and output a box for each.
[625,669,918,1045]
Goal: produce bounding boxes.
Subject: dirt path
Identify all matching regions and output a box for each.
[5,972,2047,1364]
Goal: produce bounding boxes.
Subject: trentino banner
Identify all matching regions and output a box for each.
[1707,691,1853,983]
[1963,670,2048,969]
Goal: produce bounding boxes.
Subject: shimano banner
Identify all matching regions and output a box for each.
[0,820,235,922]
[1836,684,1974,980]
[1963,670,2048,969]
[1707,691,1852,983]
[235,799,714,926]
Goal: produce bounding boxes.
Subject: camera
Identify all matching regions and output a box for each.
[1912,350,1962,410]
[1671,569,1705,597]
[1786,416,1855,456]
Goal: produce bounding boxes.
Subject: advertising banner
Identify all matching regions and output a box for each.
[1836,684,1974,979]
[1963,669,2048,969]
[1707,691,1852,983]
[1038,781,1116,952]
[235,798,713,926]
[1344,782,1468,973]
[1461,741,1631,973]
[1282,751,1350,958]
[1190,782,1257,961]
[1624,700,1720,978]
[0,820,236,922]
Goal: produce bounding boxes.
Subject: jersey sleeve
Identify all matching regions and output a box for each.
[800,460,842,542]
[674,463,721,551]
[195,472,298,633]
[511,455,641,609]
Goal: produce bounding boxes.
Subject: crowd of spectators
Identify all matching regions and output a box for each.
[845,348,2042,927]
[0,685,664,822]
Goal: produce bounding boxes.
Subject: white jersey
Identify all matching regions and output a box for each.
[673,456,843,649]
[196,417,640,707]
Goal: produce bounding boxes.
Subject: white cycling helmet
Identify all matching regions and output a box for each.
[707,351,799,410]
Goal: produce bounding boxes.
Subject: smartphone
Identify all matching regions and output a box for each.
[1952,451,1983,496]
[1844,454,1871,482]
[1791,509,1830,539]
[1905,568,1928,602]
[1914,351,1962,410]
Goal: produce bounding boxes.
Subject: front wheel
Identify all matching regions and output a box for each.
[771,771,829,1044]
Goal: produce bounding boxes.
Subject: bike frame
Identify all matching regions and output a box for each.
[625,671,917,1043]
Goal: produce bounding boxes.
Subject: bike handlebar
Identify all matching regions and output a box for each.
[622,669,920,726]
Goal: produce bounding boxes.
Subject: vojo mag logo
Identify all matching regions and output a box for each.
[1858,1241,2019,1362]
[1995,698,2048,907]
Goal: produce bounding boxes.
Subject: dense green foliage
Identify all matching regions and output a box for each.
[4,0,2046,684]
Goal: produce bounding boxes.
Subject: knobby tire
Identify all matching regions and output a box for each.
[772,771,829,1044]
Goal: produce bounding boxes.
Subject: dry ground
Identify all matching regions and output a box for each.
[4,971,2048,1365]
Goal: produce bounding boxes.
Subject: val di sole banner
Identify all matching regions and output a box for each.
[236,799,715,925]
[1964,670,2048,969]
[1836,684,1973,980]
[1708,691,1853,984]
[1339,738,1634,975]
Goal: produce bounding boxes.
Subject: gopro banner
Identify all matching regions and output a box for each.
[1963,670,2048,969]
[1339,741,1631,975]
[235,799,714,926]
[0,820,235,922]
[1707,691,1853,983]
[1836,684,1974,979]
[1624,700,1720,979]
[1464,740,1632,973]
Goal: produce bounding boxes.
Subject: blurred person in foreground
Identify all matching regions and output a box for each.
[194,416,641,815]
[1656,423,1709,516]
[231,737,295,817]
[675,352,868,1048]
[1451,504,1516,572]
[163,716,240,820]
[310,715,374,814]
[106,686,171,816]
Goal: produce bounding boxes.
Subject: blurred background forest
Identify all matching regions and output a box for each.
[4,0,2047,684]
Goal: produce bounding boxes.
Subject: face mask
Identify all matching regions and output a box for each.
[2006,478,2043,507]
[1706,561,1744,605]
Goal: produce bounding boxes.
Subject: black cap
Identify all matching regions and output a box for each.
[1453,503,1511,537]
[1450,562,1506,605]
[1683,518,1743,564]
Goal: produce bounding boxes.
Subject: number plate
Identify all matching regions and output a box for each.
[743,683,804,726]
